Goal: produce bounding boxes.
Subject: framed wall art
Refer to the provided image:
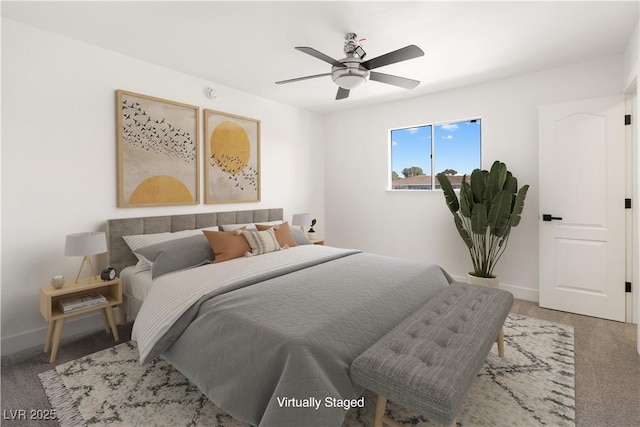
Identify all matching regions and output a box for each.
[116,90,200,207]
[204,109,261,204]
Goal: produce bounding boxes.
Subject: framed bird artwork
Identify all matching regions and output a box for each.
[116,90,200,207]
[203,109,261,204]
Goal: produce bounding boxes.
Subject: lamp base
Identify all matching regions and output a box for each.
[74,256,98,284]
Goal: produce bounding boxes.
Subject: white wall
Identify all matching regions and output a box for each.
[624,23,639,90]
[1,19,325,355]
[324,56,624,301]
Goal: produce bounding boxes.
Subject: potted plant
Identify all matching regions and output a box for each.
[436,161,529,287]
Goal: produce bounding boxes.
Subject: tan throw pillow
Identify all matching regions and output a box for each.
[242,228,281,255]
[202,229,251,263]
[256,221,297,248]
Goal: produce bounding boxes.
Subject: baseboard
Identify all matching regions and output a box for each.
[450,274,539,302]
[1,311,106,356]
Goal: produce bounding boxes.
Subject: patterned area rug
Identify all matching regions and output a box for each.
[39,313,574,426]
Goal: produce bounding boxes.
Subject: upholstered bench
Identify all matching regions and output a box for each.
[351,282,513,427]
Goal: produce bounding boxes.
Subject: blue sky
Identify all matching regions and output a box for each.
[391,119,481,177]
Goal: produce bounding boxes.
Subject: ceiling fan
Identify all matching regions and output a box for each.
[276,33,424,100]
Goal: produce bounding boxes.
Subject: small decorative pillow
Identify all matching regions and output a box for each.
[202,228,251,263]
[256,221,297,248]
[242,228,281,255]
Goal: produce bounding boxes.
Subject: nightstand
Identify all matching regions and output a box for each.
[39,276,122,363]
[309,238,325,245]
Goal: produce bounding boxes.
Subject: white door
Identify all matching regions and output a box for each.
[539,96,626,321]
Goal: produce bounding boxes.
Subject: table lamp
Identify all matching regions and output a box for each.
[291,213,313,232]
[65,232,107,283]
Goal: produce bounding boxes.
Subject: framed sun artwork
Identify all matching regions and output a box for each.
[116,90,200,207]
[203,109,261,204]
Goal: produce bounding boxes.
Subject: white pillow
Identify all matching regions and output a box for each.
[258,220,283,226]
[220,223,257,231]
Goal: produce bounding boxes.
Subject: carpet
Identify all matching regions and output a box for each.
[39,313,575,426]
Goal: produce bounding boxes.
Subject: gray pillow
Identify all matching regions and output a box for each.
[290,227,312,245]
[134,234,214,278]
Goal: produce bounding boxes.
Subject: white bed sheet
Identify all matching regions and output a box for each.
[121,265,154,302]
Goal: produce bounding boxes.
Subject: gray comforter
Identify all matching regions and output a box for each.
[157,251,452,426]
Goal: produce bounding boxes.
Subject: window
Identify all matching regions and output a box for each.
[389,118,481,190]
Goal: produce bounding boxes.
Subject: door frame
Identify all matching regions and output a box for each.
[625,79,639,345]
[623,75,640,356]
[625,85,637,325]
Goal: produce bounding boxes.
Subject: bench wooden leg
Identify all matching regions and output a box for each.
[374,393,457,427]
[374,394,387,427]
[374,394,419,427]
[496,326,505,358]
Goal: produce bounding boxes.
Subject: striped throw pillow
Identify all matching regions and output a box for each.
[242,229,281,255]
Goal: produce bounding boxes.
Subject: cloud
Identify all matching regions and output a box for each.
[440,123,458,131]
[406,127,421,134]
[442,135,454,140]
[391,140,398,146]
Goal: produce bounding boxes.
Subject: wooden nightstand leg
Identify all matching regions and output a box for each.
[50,318,65,364]
[104,307,119,342]
[44,321,55,353]
[101,309,111,333]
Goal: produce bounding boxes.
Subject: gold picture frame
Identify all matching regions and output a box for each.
[116,90,200,207]
[203,109,261,204]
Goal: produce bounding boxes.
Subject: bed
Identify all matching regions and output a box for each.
[106,208,454,427]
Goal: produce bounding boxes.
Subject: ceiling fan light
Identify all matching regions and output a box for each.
[334,75,366,89]
[331,67,369,89]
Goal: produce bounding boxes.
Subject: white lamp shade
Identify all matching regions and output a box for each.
[65,232,107,256]
[291,213,312,228]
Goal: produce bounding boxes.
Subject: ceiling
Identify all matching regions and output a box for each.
[2,1,639,114]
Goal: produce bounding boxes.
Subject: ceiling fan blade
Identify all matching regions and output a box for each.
[275,73,331,85]
[295,46,345,68]
[336,87,350,100]
[361,45,424,70]
[369,71,420,89]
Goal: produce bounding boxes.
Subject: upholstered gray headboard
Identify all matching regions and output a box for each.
[106,208,283,275]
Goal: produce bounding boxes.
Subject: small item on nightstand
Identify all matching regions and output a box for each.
[50,276,65,289]
[307,218,317,240]
[100,267,117,281]
[58,292,107,313]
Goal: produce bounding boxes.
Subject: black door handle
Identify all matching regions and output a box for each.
[542,214,563,221]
